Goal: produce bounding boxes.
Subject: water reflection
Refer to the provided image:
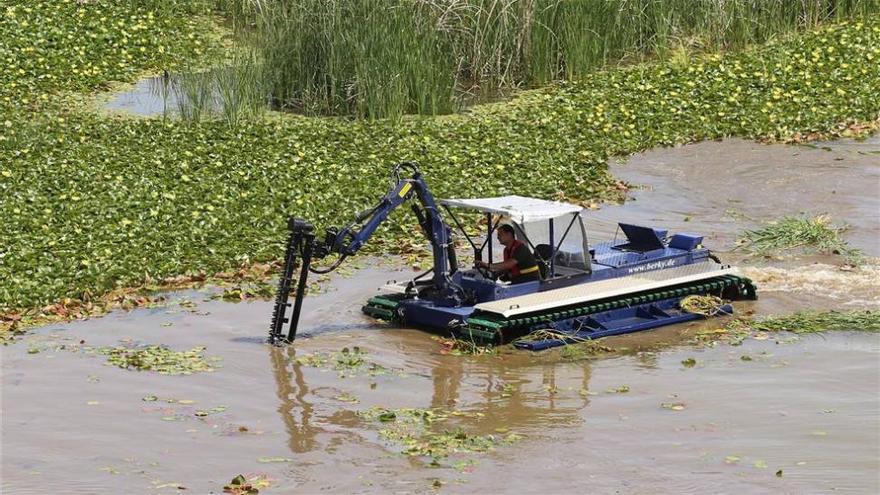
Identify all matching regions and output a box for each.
[104,73,177,117]
[269,345,319,453]
[430,357,592,424]
[269,341,594,458]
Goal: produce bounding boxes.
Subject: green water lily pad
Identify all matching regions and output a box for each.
[98,345,218,375]
[334,393,359,403]
[378,411,397,422]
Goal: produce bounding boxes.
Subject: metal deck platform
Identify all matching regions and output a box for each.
[474,261,734,318]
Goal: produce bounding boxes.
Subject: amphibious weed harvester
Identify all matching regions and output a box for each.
[269,163,756,349]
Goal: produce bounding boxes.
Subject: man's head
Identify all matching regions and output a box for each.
[496,224,516,247]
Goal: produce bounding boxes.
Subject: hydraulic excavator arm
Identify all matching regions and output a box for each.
[269,162,459,344]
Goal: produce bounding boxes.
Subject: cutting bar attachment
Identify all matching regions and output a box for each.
[268,218,315,344]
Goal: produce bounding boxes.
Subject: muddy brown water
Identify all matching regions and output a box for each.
[3,138,879,494]
[598,136,880,256]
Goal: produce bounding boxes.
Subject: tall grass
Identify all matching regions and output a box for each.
[248,0,459,117]
[173,68,214,123]
[170,50,268,126]
[206,0,879,119]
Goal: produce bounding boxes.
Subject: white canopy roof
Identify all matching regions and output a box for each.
[441,195,583,223]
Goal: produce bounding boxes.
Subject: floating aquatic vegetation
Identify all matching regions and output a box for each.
[0,1,218,100]
[334,346,366,368]
[680,295,728,316]
[661,402,687,411]
[559,339,616,360]
[223,474,272,494]
[515,328,583,344]
[391,428,499,458]
[214,270,329,302]
[256,457,292,464]
[217,282,275,301]
[358,407,517,461]
[737,214,862,261]
[752,310,879,333]
[98,345,219,374]
[433,336,497,356]
[693,310,879,347]
[605,385,630,394]
[294,347,390,377]
[194,405,227,417]
[513,329,616,360]
[292,353,328,368]
[1,292,168,344]
[2,11,879,330]
[334,392,359,404]
[692,316,757,346]
[359,407,442,424]
[452,459,479,475]
[499,383,516,398]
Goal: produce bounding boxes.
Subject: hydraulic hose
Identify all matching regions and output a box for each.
[308,253,347,274]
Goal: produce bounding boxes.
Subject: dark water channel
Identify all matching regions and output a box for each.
[2,138,878,494]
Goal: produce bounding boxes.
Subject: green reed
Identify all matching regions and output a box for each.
[192,0,879,119]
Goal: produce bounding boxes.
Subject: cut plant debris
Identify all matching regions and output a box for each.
[752,310,880,333]
[680,295,729,316]
[223,474,271,495]
[693,310,879,347]
[433,336,497,356]
[737,214,862,260]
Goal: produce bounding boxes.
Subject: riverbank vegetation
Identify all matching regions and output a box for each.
[216,0,879,118]
[1,1,879,331]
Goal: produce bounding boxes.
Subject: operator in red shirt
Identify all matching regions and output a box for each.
[476,224,540,284]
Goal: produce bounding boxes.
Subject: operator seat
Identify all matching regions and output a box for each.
[534,244,552,279]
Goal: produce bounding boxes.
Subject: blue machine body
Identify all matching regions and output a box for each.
[388,221,720,344]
